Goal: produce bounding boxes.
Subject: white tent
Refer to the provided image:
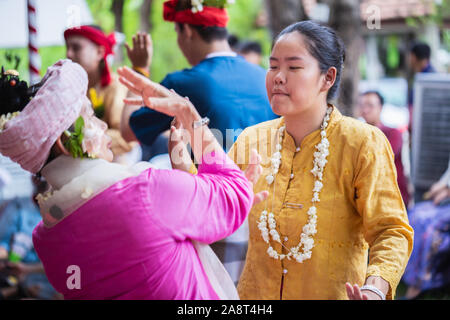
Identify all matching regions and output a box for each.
[0,0,93,48]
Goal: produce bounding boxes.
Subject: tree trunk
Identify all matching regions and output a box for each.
[140,0,154,33]
[265,0,306,41]
[112,0,125,64]
[112,0,125,32]
[326,0,362,117]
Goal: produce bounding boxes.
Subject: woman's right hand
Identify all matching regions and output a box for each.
[118,67,201,135]
[169,117,194,173]
[245,149,269,205]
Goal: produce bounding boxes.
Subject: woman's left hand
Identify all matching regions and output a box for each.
[346,283,379,300]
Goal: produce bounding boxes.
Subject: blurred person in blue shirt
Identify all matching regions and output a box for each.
[0,175,60,300]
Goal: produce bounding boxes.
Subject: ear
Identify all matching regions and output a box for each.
[97,45,106,61]
[184,24,194,40]
[55,136,71,157]
[321,67,337,94]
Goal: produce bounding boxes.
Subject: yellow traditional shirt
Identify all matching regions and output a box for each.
[228,106,413,300]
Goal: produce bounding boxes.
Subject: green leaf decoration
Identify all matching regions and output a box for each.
[63,116,89,159]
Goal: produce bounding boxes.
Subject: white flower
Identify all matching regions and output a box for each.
[313,181,323,192]
[272,152,282,160]
[258,221,267,229]
[266,174,274,185]
[312,192,320,203]
[81,187,93,199]
[271,158,281,168]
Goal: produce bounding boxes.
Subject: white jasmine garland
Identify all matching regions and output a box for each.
[259,107,333,263]
[0,112,20,132]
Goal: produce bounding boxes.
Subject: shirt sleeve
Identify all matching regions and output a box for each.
[146,149,254,244]
[353,128,414,299]
[0,201,19,252]
[128,76,174,146]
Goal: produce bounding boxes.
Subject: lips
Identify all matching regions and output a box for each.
[272,89,289,96]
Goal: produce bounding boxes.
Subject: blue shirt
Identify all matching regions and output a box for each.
[0,197,42,263]
[130,55,277,151]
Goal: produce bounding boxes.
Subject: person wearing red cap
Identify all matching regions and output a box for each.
[122,0,276,286]
[64,25,141,166]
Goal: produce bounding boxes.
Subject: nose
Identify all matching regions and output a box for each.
[274,70,286,85]
[66,48,74,60]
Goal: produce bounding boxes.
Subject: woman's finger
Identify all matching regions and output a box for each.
[118,76,142,96]
[254,191,269,205]
[434,188,450,205]
[132,35,137,49]
[345,283,354,300]
[353,284,363,300]
[125,42,131,56]
[139,33,145,50]
[144,97,180,116]
[123,98,145,106]
[143,32,148,49]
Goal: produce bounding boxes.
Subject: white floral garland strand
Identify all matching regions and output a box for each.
[0,112,20,132]
[258,107,332,263]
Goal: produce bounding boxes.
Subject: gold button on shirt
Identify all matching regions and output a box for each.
[228,106,413,300]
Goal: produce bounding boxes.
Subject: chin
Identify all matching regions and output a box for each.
[270,100,290,117]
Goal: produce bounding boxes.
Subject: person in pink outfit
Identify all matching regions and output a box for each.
[0,60,263,300]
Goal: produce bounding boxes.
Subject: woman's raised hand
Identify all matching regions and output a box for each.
[118,66,191,118]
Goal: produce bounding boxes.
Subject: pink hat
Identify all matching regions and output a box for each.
[0,59,90,174]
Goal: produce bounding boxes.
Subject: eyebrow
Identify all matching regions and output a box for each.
[269,56,304,62]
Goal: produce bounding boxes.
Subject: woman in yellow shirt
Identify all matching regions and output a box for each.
[229,21,413,300]
[170,20,413,300]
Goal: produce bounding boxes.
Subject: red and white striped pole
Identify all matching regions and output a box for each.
[28,0,41,84]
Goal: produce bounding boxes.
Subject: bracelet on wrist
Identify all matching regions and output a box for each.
[132,66,150,78]
[360,284,386,300]
[192,117,210,129]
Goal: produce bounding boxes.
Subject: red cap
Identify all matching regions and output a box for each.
[163,0,229,28]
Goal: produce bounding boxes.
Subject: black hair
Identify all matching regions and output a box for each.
[87,24,103,32]
[274,20,346,101]
[177,22,228,43]
[228,34,240,50]
[362,90,384,106]
[239,41,262,55]
[411,42,431,61]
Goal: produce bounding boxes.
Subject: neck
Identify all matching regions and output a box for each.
[41,155,104,190]
[284,103,329,147]
[87,70,102,90]
[191,40,233,65]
